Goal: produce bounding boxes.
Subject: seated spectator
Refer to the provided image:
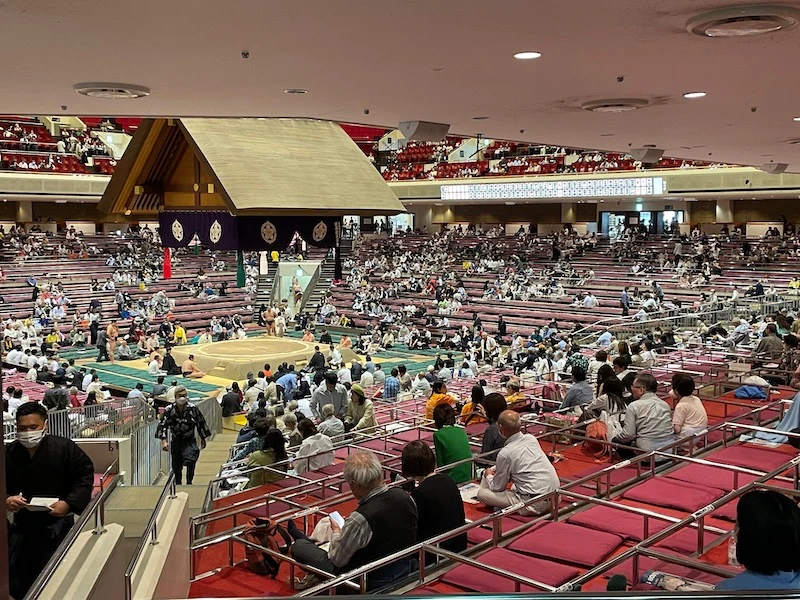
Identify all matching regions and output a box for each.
[152,376,167,398]
[117,340,135,361]
[246,428,288,489]
[317,403,344,438]
[181,354,205,379]
[68,386,81,408]
[221,384,243,417]
[127,383,146,402]
[381,368,401,402]
[148,354,166,377]
[504,381,526,408]
[425,380,455,420]
[671,373,708,437]
[237,412,261,444]
[480,393,508,461]
[345,384,377,433]
[716,490,800,591]
[288,450,418,590]
[476,410,559,515]
[284,412,302,447]
[412,371,431,398]
[401,440,467,563]
[613,356,637,393]
[753,323,784,360]
[232,417,273,461]
[310,371,348,420]
[294,419,335,475]
[612,373,675,455]
[460,385,486,425]
[432,404,473,484]
[559,366,592,412]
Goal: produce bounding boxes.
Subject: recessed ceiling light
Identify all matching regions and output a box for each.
[683,92,707,99]
[582,98,649,113]
[793,117,800,122]
[74,82,150,99]
[514,51,542,60]
[473,116,490,120]
[284,89,308,94]
[687,5,800,37]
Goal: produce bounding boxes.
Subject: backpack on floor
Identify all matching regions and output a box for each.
[242,517,292,577]
[582,420,610,460]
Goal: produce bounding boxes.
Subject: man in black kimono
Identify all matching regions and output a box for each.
[6,402,94,599]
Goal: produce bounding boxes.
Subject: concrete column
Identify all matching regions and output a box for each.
[716,198,733,223]
[561,202,577,223]
[15,200,32,223]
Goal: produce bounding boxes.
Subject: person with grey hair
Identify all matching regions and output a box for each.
[155,386,211,485]
[289,450,418,590]
[283,412,302,447]
[317,403,344,438]
[476,410,559,516]
[612,372,675,457]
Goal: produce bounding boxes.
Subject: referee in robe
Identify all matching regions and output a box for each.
[6,402,94,599]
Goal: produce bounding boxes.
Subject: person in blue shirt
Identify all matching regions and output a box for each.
[276,368,299,403]
[716,490,800,591]
[382,368,401,402]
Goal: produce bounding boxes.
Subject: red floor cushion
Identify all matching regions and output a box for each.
[656,527,721,554]
[508,521,623,567]
[568,505,670,542]
[711,445,795,473]
[441,547,580,592]
[665,463,759,491]
[621,478,722,512]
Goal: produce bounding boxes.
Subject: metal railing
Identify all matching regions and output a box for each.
[4,398,156,443]
[24,460,120,600]
[124,471,177,600]
[130,418,171,485]
[195,396,223,440]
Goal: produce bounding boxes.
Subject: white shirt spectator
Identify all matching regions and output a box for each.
[337,367,352,385]
[293,433,334,475]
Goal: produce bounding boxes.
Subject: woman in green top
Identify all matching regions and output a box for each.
[432,404,474,484]
[246,428,288,489]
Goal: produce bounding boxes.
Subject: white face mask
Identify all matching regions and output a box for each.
[176,396,188,406]
[17,427,46,448]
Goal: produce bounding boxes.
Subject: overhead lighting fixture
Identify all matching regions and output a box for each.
[284,88,308,94]
[504,202,516,206]
[513,51,542,60]
[687,5,800,37]
[73,82,150,99]
[472,116,490,120]
[683,92,707,99]
[793,117,800,122]
[581,98,649,113]
[124,209,132,216]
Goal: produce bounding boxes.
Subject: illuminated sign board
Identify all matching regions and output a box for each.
[440,177,666,201]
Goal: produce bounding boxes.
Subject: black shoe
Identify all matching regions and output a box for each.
[286,519,304,541]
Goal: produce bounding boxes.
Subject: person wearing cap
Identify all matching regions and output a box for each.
[425,380,456,420]
[345,384,377,433]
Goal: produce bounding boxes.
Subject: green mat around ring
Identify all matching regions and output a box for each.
[88,362,221,395]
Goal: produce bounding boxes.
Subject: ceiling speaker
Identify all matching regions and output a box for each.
[760,162,788,175]
[630,147,665,163]
[398,121,450,142]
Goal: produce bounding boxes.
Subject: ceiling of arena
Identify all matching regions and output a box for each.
[3,1,800,170]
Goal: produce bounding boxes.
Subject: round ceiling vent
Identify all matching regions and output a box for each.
[687,5,800,37]
[73,83,150,99]
[581,98,649,113]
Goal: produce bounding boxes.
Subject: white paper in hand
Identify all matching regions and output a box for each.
[26,497,60,512]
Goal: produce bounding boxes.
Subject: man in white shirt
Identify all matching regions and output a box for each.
[337,365,352,386]
[82,369,95,391]
[359,370,374,387]
[476,410,559,515]
[412,372,432,398]
[6,346,22,365]
[294,422,335,475]
[127,383,146,401]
